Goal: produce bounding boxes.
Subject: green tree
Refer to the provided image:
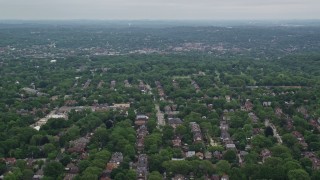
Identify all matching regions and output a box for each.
[216,160,231,175]
[148,171,162,180]
[44,161,64,179]
[288,169,310,180]
[223,150,237,163]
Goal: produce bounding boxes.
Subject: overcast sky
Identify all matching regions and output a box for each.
[0,0,319,20]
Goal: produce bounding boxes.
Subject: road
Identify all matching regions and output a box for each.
[265,119,283,144]
[155,104,165,127]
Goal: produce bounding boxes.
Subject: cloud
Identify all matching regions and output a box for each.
[0,0,319,19]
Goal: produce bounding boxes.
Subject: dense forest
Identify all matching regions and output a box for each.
[0,22,320,180]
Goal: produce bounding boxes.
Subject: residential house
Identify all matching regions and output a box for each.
[275,107,283,117]
[65,163,79,174]
[244,100,253,111]
[210,174,220,180]
[124,80,131,88]
[260,149,272,162]
[64,163,79,180]
[193,132,203,143]
[221,175,229,180]
[225,96,231,103]
[112,103,130,110]
[136,154,148,180]
[172,137,182,147]
[1,158,16,166]
[33,169,44,180]
[135,115,149,126]
[205,151,212,159]
[136,137,145,152]
[67,136,90,153]
[292,131,308,149]
[168,118,183,129]
[190,122,201,132]
[186,151,196,158]
[137,125,149,138]
[106,152,124,173]
[303,152,320,170]
[213,151,222,160]
[263,102,272,107]
[110,80,116,89]
[173,174,185,180]
[196,152,204,160]
[226,144,236,150]
[248,112,259,124]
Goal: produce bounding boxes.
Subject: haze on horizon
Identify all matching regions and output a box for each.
[0,0,319,20]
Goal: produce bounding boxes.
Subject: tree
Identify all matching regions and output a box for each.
[82,167,103,179]
[148,171,162,180]
[284,161,302,173]
[265,126,274,137]
[288,169,310,180]
[91,127,109,148]
[0,160,6,175]
[251,135,273,150]
[216,160,231,175]
[44,161,64,179]
[223,150,237,163]
[271,145,292,159]
[22,169,34,180]
[282,134,298,148]
[312,170,320,180]
[162,126,174,142]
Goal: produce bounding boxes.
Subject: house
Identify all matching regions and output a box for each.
[2,158,16,166]
[67,136,90,153]
[193,132,203,143]
[105,152,124,173]
[196,152,204,160]
[292,131,308,149]
[205,151,212,159]
[285,118,294,130]
[213,151,222,160]
[64,100,77,106]
[190,122,201,133]
[137,125,148,138]
[220,129,230,142]
[171,104,178,111]
[225,96,231,103]
[186,151,196,158]
[33,169,44,180]
[260,149,272,162]
[173,174,185,180]
[64,173,77,180]
[110,80,116,89]
[110,152,124,164]
[226,144,236,150]
[263,102,272,107]
[136,138,145,152]
[172,137,182,147]
[164,105,172,113]
[124,80,131,87]
[221,175,229,180]
[112,103,130,110]
[303,152,320,170]
[135,115,149,126]
[248,112,259,123]
[168,118,183,129]
[275,107,283,117]
[136,154,148,180]
[65,163,79,174]
[210,174,220,180]
[244,100,253,111]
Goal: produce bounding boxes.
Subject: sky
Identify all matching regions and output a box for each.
[0,0,319,20]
